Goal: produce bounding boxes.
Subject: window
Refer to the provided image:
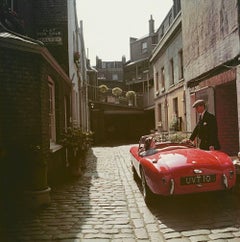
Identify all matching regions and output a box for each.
[168,12,172,26]
[172,97,181,131]
[160,25,164,38]
[161,67,165,90]
[157,103,165,131]
[173,97,178,117]
[155,72,159,92]
[178,49,184,80]
[169,58,174,85]
[112,74,118,81]
[141,42,147,53]
[152,35,158,45]
[102,62,106,69]
[48,77,56,142]
[107,63,112,68]
[158,103,162,123]
[6,0,18,11]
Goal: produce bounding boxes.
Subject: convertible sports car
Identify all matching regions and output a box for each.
[130,134,236,204]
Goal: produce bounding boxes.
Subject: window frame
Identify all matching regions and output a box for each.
[141,42,147,53]
[161,67,165,90]
[48,76,56,143]
[155,71,159,92]
[169,58,174,85]
[178,49,184,80]
[112,73,118,81]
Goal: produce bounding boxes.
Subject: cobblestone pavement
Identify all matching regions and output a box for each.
[1,145,240,241]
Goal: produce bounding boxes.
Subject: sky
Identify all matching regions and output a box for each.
[76,0,173,66]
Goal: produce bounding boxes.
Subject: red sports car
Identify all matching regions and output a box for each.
[130,134,236,204]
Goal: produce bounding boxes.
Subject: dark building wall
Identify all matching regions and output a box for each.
[32,0,69,74]
[0,0,73,206]
[0,0,69,75]
[0,43,71,194]
[104,111,154,144]
[90,106,154,145]
[0,49,42,149]
[16,0,35,36]
[0,47,46,193]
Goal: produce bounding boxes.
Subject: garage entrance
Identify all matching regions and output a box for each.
[104,110,154,145]
[215,81,239,156]
[90,103,155,146]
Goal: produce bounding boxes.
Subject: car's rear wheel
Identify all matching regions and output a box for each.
[140,168,153,205]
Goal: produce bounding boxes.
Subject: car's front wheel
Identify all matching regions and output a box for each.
[140,168,154,205]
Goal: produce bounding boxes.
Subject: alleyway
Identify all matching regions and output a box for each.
[1,145,240,241]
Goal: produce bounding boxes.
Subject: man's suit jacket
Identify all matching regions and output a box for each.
[190,111,220,150]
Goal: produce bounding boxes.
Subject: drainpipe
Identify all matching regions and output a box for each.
[236,65,240,150]
[183,83,187,132]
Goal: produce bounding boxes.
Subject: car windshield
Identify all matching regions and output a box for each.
[138,133,194,155]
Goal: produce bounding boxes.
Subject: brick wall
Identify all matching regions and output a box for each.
[181,0,239,82]
[0,47,46,194]
[31,0,69,74]
[0,48,42,149]
[215,81,239,156]
[0,44,71,196]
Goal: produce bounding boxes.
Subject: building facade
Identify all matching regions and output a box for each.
[150,2,183,134]
[181,0,240,155]
[91,56,151,144]
[0,0,89,208]
[149,0,239,156]
[124,15,157,110]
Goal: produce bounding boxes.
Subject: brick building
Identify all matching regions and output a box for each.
[149,0,239,156]
[96,56,126,89]
[0,0,88,208]
[124,15,157,109]
[181,0,240,156]
[0,29,72,208]
[91,56,152,145]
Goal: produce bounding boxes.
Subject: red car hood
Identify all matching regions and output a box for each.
[156,148,231,172]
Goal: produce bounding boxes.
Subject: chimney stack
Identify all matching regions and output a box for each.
[149,15,155,35]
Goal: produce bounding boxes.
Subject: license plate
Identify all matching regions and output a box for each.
[181,174,216,185]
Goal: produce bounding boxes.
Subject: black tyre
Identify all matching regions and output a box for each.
[140,168,154,205]
[132,165,138,181]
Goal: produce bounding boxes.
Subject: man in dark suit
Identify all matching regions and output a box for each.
[189,99,220,150]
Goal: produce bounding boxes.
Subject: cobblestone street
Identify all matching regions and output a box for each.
[1,145,240,241]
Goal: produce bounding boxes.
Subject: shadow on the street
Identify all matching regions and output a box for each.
[135,175,240,231]
[0,148,98,241]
